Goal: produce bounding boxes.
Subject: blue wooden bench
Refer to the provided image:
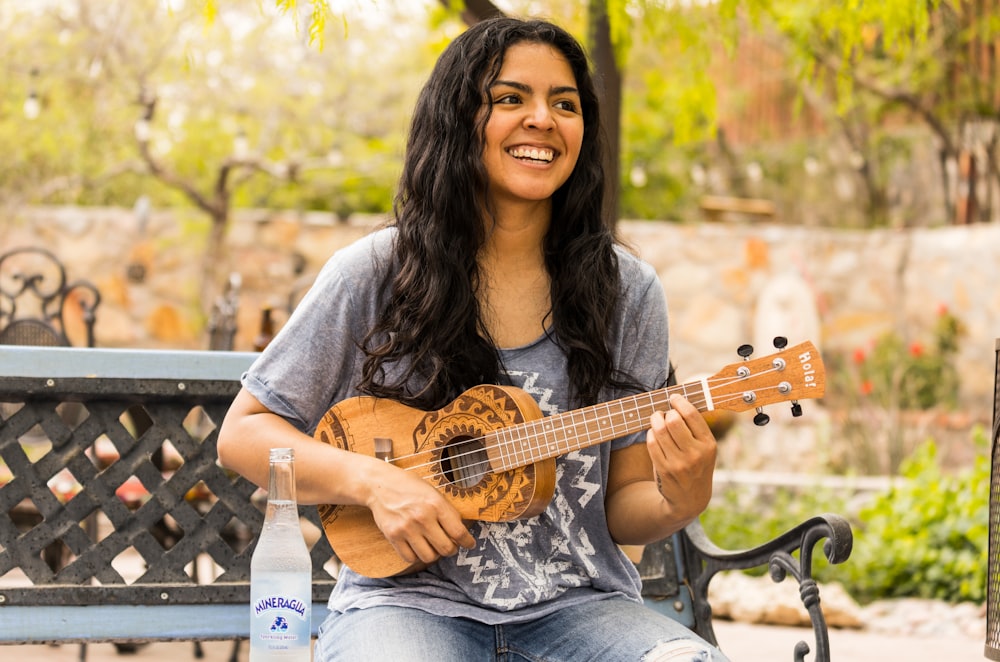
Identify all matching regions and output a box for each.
[0,345,852,661]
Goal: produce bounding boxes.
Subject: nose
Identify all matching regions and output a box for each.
[524,101,555,130]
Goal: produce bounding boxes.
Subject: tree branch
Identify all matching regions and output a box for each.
[438,0,504,26]
[804,42,958,156]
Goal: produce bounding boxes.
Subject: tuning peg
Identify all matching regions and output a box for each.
[737,344,754,358]
[773,336,788,349]
[791,402,803,417]
[753,408,770,426]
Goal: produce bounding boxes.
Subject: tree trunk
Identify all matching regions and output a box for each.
[588,0,621,224]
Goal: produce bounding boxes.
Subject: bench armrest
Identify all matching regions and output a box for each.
[681,513,853,662]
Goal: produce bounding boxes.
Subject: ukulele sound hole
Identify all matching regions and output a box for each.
[441,436,489,489]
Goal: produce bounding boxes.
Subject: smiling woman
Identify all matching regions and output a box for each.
[217,16,731,662]
[482,42,584,215]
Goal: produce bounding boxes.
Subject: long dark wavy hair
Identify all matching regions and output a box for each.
[358,17,632,410]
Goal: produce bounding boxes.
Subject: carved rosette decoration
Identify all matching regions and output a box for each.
[417,386,535,521]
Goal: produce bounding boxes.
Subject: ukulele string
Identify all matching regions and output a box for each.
[428,392,764,490]
[387,376,777,485]
[382,369,784,487]
[419,389,768,489]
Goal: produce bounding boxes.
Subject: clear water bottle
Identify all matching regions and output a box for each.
[250,448,312,661]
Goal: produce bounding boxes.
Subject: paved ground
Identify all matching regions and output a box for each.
[7,621,987,661]
[714,621,986,661]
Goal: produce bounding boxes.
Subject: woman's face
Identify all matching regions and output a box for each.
[482,42,584,212]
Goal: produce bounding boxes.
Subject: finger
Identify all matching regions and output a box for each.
[649,403,716,475]
[441,518,476,549]
[668,394,713,439]
[409,537,441,565]
[646,412,671,464]
[393,538,418,565]
[650,405,692,458]
[404,502,471,559]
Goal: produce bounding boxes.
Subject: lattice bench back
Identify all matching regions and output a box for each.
[0,346,337,644]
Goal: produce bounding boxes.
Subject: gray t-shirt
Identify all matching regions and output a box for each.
[243,227,671,625]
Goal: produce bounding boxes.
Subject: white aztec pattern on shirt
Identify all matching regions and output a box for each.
[453,369,602,609]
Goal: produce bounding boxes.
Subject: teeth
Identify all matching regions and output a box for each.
[509,147,554,162]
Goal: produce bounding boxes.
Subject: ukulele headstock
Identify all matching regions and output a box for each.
[706,338,825,422]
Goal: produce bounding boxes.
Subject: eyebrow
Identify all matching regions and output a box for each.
[492,80,580,96]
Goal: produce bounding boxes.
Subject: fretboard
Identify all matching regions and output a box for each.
[487,379,713,472]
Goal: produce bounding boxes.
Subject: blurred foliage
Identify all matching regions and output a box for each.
[842,432,989,604]
[842,305,965,411]
[823,305,967,474]
[0,0,437,217]
[702,429,989,605]
[701,482,848,581]
[2,0,998,229]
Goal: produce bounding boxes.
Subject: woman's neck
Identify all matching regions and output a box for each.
[479,201,550,270]
[477,205,552,348]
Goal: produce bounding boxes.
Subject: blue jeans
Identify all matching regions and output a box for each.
[314,598,731,661]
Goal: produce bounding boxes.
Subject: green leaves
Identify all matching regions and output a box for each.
[704,429,990,605]
[845,436,989,603]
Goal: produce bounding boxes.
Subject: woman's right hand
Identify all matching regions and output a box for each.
[363,460,477,565]
[219,388,475,566]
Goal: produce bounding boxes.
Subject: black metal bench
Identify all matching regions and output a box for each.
[0,345,852,661]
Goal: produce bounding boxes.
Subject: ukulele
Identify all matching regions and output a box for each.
[314,339,825,578]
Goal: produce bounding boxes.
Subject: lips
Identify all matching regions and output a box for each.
[507,146,555,163]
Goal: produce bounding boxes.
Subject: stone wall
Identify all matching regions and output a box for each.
[3,206,996,470]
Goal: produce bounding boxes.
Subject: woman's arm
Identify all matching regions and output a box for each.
[217,388,476,566]
[605,394,717,545]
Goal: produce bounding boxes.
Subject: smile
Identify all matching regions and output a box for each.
[507,146,554,163]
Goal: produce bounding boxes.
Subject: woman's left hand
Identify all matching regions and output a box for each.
[645,393,717,524]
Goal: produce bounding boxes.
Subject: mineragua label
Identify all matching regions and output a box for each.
[252,590,310,649]
[254,595,308,619]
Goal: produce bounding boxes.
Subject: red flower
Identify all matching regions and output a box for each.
[909,341,924,357]
[860,379,874,396]
[852,348,866,365]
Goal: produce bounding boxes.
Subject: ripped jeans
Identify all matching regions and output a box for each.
[314,598,731,662]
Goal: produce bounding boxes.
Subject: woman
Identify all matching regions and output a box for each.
[218,16,728,662]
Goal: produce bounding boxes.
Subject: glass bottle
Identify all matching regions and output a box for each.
[253,306,276,352]
[250,448,312,661]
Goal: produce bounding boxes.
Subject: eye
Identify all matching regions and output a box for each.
[554,99,579,113]
[494,93,522,105]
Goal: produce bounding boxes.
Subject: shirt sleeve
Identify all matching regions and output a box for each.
[242,231,389,433]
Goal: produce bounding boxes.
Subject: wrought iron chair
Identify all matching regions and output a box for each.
[0,246,101,348]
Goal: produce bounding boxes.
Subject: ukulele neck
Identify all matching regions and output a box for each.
[487,380,712,472]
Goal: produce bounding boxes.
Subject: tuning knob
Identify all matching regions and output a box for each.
[773,336,788,349]
[791,402,803,417]
[737,344,754,358]
[753,409,770,426]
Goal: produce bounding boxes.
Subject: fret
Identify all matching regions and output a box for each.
[493,427,512,472]
[541,417,560,457]
[513,417,531,467]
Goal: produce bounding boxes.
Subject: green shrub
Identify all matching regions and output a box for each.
[701,427,989,604]
[841,432,988,604]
